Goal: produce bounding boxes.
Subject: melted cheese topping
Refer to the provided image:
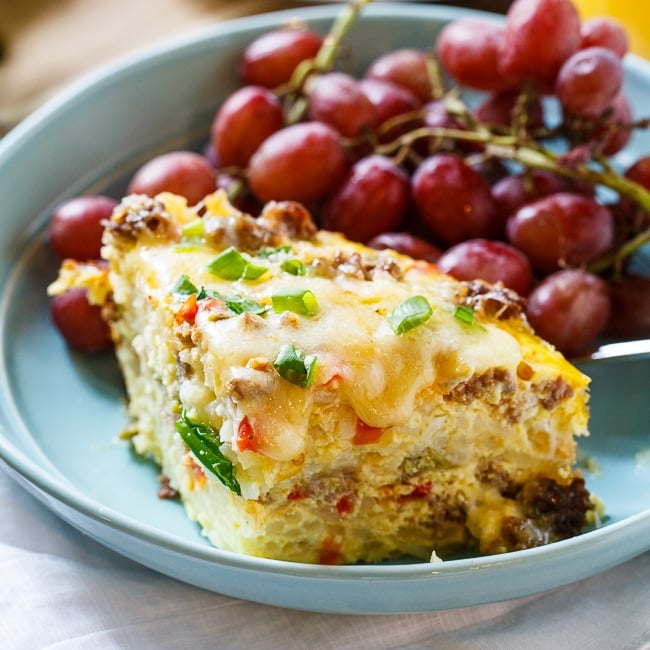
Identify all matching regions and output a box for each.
[130,225,547,465]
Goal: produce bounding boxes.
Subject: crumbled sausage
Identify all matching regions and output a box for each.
[157,474,179,500]
[519,476,592,537]
[311,250,404,281]
[106,195,177,241]
[459,279,526,320]
[203,213,280,253]
[258,201,318,241]
[534,376,575,410]
[475,461,518,498]
[443,367,516,405]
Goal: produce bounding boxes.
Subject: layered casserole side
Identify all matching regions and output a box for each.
[53,191,593,564]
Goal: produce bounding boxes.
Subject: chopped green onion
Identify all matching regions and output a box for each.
[259,244,292,258]
[281,259,307,276]
[181,218,205,239]
[171,274,199,296]
[273,344,317,388]
[453,304,475,325]
[174,218,206,250]
[206,247,268,281]
[272,288,319,316]
[175,410,240,494]
[197,287,267,315]
[387,295,433,335]
[222,295,268,315]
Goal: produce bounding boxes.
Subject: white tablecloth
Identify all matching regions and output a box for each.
[1,467,649,649]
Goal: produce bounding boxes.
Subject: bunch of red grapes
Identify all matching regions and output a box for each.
[49,0,650,355]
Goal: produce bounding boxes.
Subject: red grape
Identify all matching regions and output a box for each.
[210,86,284,168]
[499,0,581,90]
[436,19,514,93]
[580,17,628,59]
[307,72,376,138]
[597,92,633,156]
[51,287,113,353]
[618,156,650,227]
[366,232,442,262]
[128,151,217,206]
[555,46,624,119]
[605,274,650,338]
[526,269,611,354]
[48,195,117,260]
[506,192,614,273]
[474,90,544,129]
[437,238,533,295]
[358,78,421,132]
[364,49,434,102]
[411,153,498,245]
[247,122,347,203]
[320,155,409,243]
[492,170,568,223]
[239,28,323,88]
[420,100,473,154]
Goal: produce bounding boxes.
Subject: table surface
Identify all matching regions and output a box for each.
[1,1,649,648]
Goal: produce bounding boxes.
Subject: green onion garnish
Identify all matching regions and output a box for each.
[196,287,267,315]
[181,218,205,239]
[206,247,268,281]
[259,244,292,258]
[175,410,240,494]
[171,274,199,296]
[271,288,319,316]
[453,304,475,325]
[387,295,433,335]
[281,259,307,276]
[174,218,206,250]
[273,344,317,388]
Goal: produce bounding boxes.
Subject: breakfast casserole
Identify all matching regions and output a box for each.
[49,190,594,564]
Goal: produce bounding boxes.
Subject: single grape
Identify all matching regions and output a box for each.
[474,90,544,130]
[239,28,323,88]
[492,169,568,230]
[48,195,117,260]
[525,269,611,354]
[471,158,509,186]
[307,72,376,138]
[437,238,533,295]
[411,153,498,246]
[615,156,650,233]
[420,100,475,154]
[506,192,614,273]
[597,92,633,155]
[320,155,409,243]
[51,287,113,353]
[499,0,581,90]
[605,274,650,338]
[580,16,628,59]
[366,232,442,262]
[555,46,624,119]
[128,151,217,206]
[436,19,514,93]
[358,78,421,137]
[364,49,433,102]
[247,122,347,204]
[210,86,284,168]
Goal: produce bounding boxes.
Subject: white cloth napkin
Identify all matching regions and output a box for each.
[1,467,649,650]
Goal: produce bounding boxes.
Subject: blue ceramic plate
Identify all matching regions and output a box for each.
[1,3,649,614]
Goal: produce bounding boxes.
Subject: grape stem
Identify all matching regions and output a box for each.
[284,0,373,124]
[374,116,650,271]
